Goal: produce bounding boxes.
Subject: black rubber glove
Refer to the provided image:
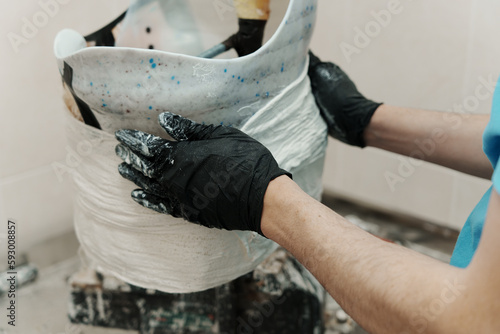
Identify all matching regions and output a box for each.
[308,51,383,147]
[115,112,291,236]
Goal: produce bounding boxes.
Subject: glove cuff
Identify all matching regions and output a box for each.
[350,102,383,148]
[253,169,292,237]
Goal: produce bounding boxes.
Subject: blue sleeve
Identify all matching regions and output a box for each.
[494,155,500,194]
[484,75,500,192]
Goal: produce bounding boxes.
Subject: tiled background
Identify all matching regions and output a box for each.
[0,0,497,254]
[0,0,129,255]
[309,0,497,230]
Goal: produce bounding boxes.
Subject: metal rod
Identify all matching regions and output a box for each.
[198,43,229,59]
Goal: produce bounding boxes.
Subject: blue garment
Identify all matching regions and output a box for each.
[450,76,500,268]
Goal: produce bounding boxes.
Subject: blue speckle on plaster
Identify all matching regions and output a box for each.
[102,104,107,107]
[309,23,312,28]
[232,75,235,78]
[266,92,270,97]
[224,69,227,73]
[238,76,240,80]
[141,60,144,64]
[149,58,154,64]
[148,75,152,79]
[151,63,157,69]
[177,81,180,85]
[220,122,224,125]
[90,82,93,86]
[147,117,151,120]
[149,106,153,110]
[107,91,110,94]
[256,93,260,97]
[137,84,141,88]
[281,63,285,72]
[171,76,175,80]
[257,81,259,84]
[241,78,245,82]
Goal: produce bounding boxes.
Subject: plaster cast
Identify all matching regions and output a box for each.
[55,0,326,293]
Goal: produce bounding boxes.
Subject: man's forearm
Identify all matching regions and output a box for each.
[262,176,481,334]
[364,105,492,179]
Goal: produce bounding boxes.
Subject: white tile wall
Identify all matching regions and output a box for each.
[0,0,128,253]
[1,0,498,253]
[0,167,74,251]
[312,0,496,229]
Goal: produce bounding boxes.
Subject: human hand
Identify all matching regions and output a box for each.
[115,112,291,235]
[308,51,382,147]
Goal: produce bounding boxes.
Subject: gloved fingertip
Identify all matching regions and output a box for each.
[159,112,184,139]
[117,162,132,177]
[115,129,132,140]
[118,161,128,169]
[159,111,202,141]
[115,144,126,158]
[308,50,321,67]
[115,129,144,149]
[115,130,125,142]
[131,189,169,214]
[131,189,146,200]
[158,112,175,125]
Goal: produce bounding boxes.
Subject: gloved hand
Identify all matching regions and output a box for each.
[115,112,291,236]
[308,51,383,147]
